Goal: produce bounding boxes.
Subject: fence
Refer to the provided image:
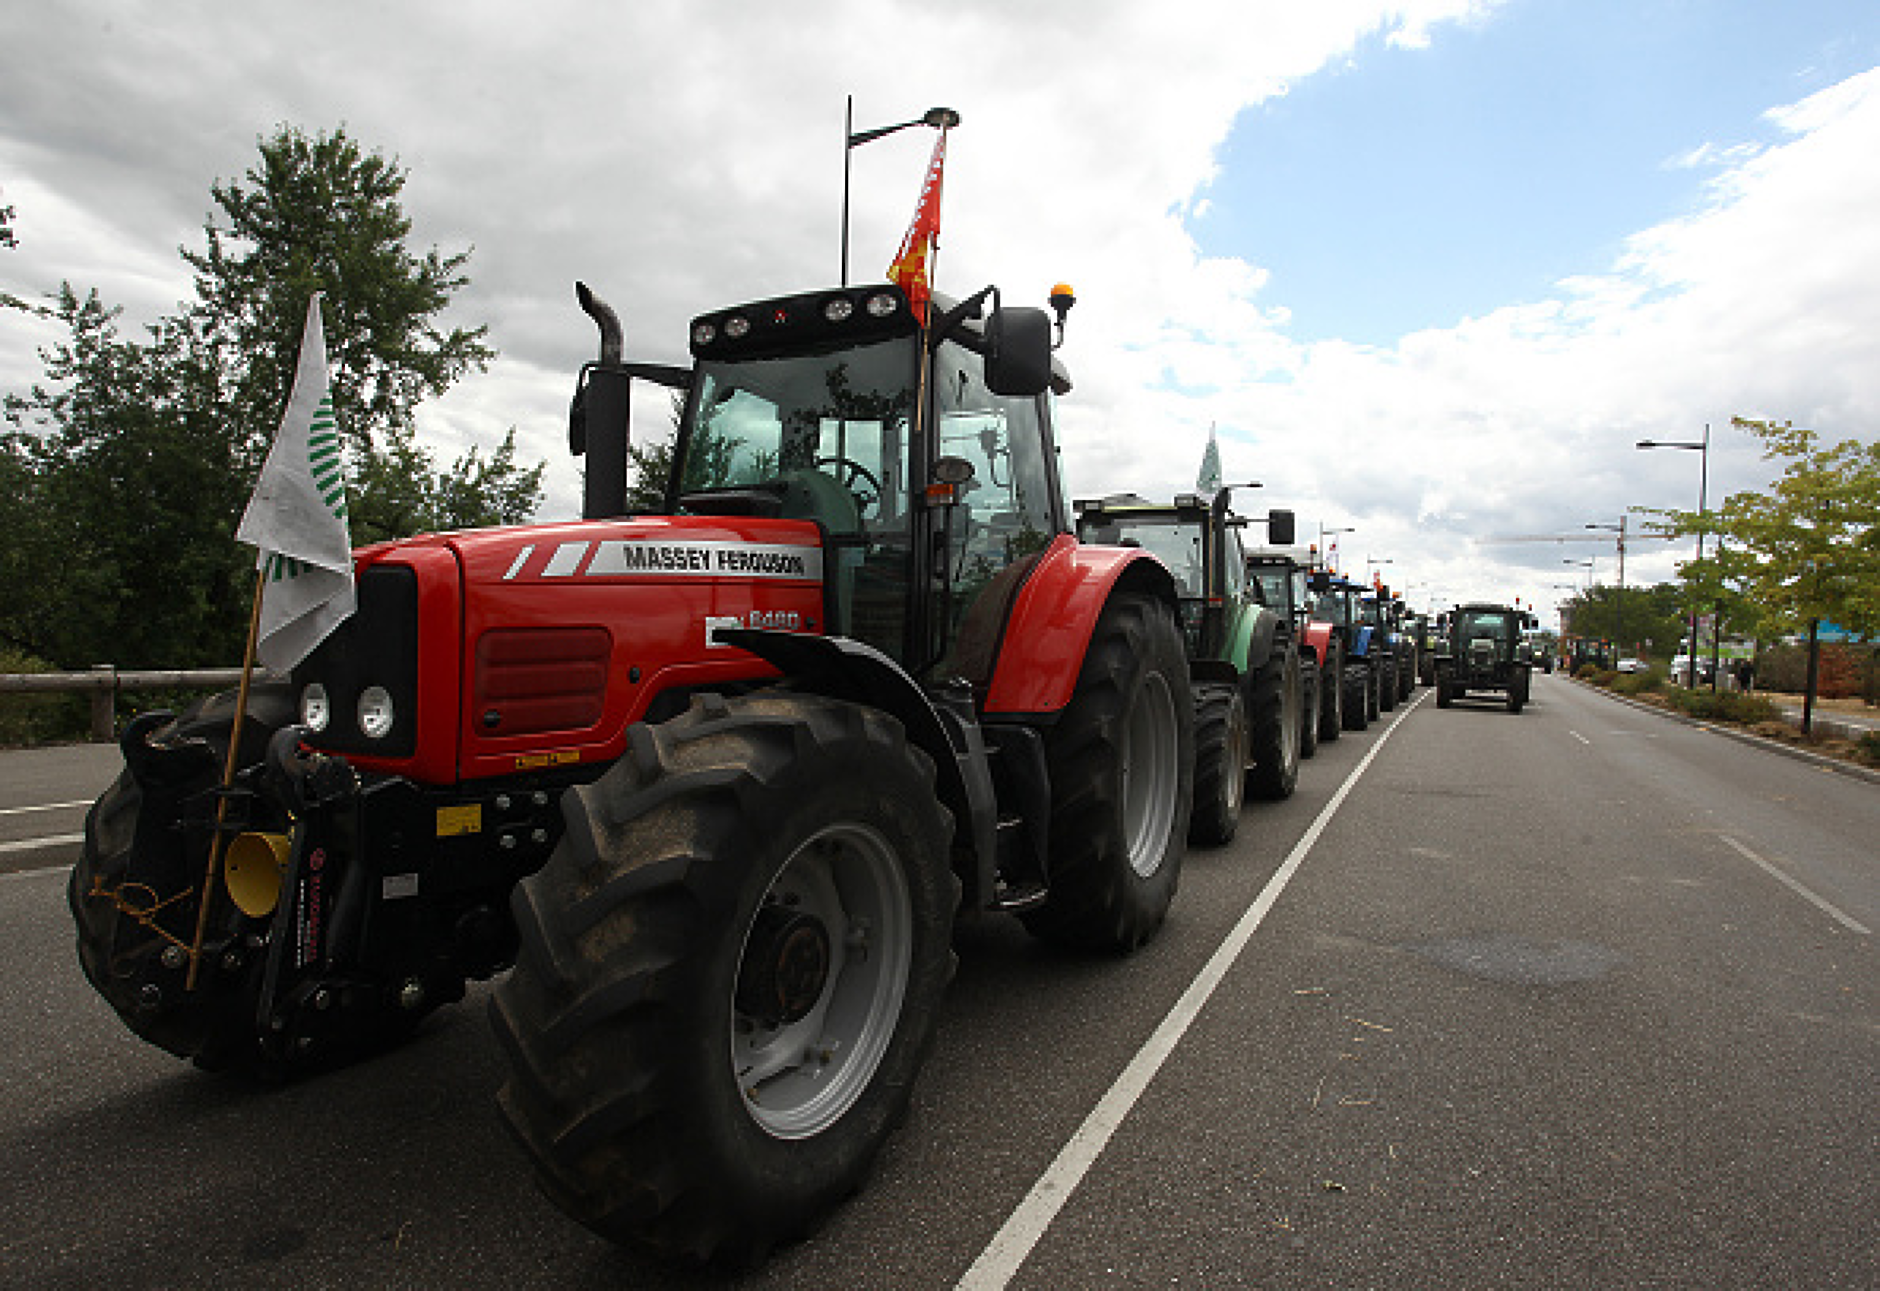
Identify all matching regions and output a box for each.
[0,667,269,741]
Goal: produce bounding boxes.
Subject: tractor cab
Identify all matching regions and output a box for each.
[607,282,1071,680]
[1073,490,1294,660]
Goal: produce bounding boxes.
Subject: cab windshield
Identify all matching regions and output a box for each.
[1081,515,1208,599]
[682,338,917,534]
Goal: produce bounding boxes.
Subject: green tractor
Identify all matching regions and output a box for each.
[1077,491,1304,844]
[1433,603,1538,713]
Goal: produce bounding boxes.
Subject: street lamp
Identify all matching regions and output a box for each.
[842,100,959,286]
[1563,556,1595,592]
[1365,556,1393,590]
[1637,425,1711,689]
[1586,518,1627,658]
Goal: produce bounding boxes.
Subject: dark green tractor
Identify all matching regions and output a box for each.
[1077,491,1304,844]
[1433,603,1537,714]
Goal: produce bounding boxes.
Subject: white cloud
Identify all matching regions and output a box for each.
[3,2,1874,629]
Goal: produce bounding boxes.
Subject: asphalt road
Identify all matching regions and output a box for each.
[1,675,1873,1289]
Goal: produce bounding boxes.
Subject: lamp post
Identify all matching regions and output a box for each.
[1365,556,1393,592]
[1637,425,1710,689]
[842,99,959,286]
[1563,556,1594,590]
[1586,518,1627,658]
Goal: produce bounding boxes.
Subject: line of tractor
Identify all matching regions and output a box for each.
[67,267,1537,1269]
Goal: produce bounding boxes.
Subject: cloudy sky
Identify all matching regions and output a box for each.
[4,0,1878,625]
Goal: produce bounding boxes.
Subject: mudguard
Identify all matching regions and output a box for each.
[1300,621,1336,670]
[981,534,1180,716]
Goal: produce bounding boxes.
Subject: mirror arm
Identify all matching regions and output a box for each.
[929,284,999,351]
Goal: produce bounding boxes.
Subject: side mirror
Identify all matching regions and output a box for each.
[1308,571,1331,593]
[983,306,1053,397]
[1267,508,1296,546]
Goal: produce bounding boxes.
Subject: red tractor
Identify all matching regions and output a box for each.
[71,278,1195,1265]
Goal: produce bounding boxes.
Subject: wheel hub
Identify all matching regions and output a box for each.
[736,906,832,1027]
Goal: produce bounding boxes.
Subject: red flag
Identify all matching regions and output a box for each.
[887,130,947,323]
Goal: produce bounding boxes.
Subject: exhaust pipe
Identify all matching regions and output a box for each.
[570,280,631,520]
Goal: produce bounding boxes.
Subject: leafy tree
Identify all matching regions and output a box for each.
[181,126,529,542]
[3,288,253,666]
[1560,582,1686,657]
[1645,417,1880,724]
[2,127,541,670]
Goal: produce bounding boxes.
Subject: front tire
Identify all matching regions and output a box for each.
[1342,663,1369,731]
[1023,593,1193,952]
[1317,644,1344,743]
[1189,683,1248,846]
[492,692,957,1267]
[1245,650,1301,801]
[1298,658,1321,760]
[71,686,306,1074]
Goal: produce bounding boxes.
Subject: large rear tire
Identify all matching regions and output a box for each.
[1022,593,1193,952]
[1245,650,1301,801]
[1379,655,1398,711]
[492,692,957,1267]
[1189,683,1247,846]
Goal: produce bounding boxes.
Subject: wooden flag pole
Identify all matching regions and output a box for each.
[184,564,268,991]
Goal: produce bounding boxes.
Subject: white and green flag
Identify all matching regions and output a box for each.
[1196,424,1223,492]
[235,293,355,671]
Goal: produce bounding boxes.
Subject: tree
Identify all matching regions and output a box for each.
[3,127,541,670]
[3,287,254,666]
[181,126,531,543]
[1646,417,1880,725]
[1560,582,1686,658]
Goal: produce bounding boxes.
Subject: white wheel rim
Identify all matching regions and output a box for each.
[732,822,911,1140]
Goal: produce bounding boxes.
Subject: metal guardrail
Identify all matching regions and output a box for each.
[0,667,274,741]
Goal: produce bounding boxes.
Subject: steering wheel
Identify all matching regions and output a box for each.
[815,456,882,516]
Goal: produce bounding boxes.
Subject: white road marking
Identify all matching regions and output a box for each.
[1567,730,1592,745]
[1,863,69,882]
[1,833,83,855]
[1718,834,1870,936]
[0,799,91,818]
[955,693,1426,1290]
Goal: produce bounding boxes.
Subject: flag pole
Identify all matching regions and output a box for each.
[184,564,267,991]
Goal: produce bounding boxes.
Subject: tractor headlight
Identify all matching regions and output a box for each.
[690,320,717,347]
[358,685,396,740]
[299,683,331,733]
[864,291,900,318]
[822,296,855,323]
[723,313,752,339]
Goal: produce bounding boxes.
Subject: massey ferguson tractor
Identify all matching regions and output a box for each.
[1074,489,1304,845]
[70,277,1197,1266]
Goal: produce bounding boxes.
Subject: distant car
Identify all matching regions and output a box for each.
[1616,657,1645,674]
[1669,654,1715,684]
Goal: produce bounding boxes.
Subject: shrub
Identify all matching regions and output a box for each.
[1857,731,1880,766]
[1614,668,1666,697]
[1668,688,1778,724]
